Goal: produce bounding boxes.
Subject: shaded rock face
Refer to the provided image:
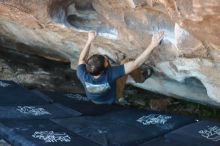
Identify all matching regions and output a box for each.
[0,0,220,107]
[0,46,84,93]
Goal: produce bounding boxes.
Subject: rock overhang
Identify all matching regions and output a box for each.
[0,0,220,107]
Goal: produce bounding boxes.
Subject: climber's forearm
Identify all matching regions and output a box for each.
[78,40,92,65]
[133,44,155,68]
[78,31,97,65]
[124,31,164,74]
[124,44,155,74]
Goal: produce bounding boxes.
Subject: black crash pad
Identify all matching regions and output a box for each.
[165,120,220,146]
[0,119,100,146]
[52,109,195,146]
[139,120,220,146]
[0,80,49,106]
[38,90,122,116]
[0,103,81,120]
[91,109,196,131]
[0,139,11,146]
[138,137,181,146]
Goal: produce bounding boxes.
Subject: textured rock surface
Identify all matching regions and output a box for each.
[0,47,84,93]
[0,0,219,107]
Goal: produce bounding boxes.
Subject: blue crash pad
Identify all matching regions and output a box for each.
[52,109,196,146]
[1,81,219,146]
[138,137,181,146]
[38,90,123,116]
[0,80,49,106]
[139,120,220,146]
[0,103,81,120]
[0,119,100,146]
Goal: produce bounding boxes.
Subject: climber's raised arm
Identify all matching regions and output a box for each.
[78,31,97,65]
[124,31,164,74]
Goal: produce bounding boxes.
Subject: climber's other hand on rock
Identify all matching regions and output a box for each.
[88,31,97,42]
[150,31,164,47]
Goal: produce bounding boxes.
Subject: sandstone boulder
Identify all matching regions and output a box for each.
[0,0,219,107]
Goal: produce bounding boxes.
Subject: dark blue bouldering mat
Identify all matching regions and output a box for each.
[165,120,220,146]
[52,109,196,146]
[138,137,180,146]
[0,119,100,146]
[0,80,49,106]
[53,117,148,146]
[139,120,220,146]
[90,109,196,131]
[0,103,81,120]
[38,90,123,116]
[0,138,11,146]
[2,80,218,146]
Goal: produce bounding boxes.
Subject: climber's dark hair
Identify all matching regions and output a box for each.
[86,54,106,76]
